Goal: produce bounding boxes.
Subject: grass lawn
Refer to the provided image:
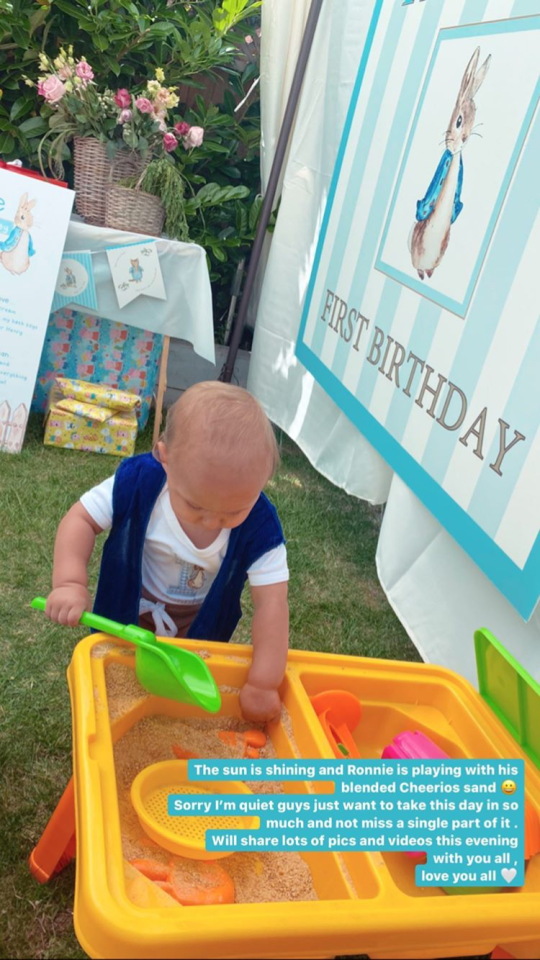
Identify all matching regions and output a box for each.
[0,413,422,959]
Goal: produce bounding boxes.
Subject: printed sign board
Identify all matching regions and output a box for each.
[0,168,74,452]
[296,0,540,618]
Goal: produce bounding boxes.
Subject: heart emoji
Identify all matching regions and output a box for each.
[501,868,517,884]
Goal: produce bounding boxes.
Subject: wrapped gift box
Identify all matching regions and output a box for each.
[44,377,140,457]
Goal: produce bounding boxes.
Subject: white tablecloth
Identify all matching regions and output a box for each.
[64,220,215,364]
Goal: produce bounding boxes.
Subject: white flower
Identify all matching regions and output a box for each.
[183,125,204,149]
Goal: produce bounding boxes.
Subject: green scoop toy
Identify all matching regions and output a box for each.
[31,597,221,714]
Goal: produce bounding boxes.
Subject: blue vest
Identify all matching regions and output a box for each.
[416,149,464,225]
[93,453,285,642]
[0,225,35,256]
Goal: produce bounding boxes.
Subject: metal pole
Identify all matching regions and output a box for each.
[220,0,324,383]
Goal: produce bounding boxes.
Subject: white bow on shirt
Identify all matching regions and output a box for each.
[139,598,178,638]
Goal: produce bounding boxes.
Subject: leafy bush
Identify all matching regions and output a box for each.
[0,0,262,340]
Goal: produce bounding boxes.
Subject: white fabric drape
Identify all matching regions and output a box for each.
[249,0,540,685]
[250,0,391,504]
[259,0,312,198]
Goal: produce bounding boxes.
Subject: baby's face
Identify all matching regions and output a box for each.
[159,442,268,531]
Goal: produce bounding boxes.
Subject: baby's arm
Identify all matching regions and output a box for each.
[240,581,289,723]
[46,502,103,626]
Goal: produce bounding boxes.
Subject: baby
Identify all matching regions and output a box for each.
[45,382,289,722]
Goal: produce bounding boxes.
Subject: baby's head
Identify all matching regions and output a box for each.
[156,382,279,531]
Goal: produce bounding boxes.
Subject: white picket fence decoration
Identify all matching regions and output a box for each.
[0,400,29,453]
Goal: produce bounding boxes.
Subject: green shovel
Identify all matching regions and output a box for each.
[31,597,221,714]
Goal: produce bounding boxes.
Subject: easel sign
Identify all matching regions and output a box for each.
[0,167,74,453]
[296,1,540,618]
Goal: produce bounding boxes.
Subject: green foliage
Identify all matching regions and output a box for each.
[124,157,190,242]
[0,0,261,137]
[0,0,263,340]
[213,0,261,34]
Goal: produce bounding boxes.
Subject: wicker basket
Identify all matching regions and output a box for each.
[105,184,165,238]
[73,138,146,227]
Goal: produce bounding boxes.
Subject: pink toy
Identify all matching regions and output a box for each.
[383,731,449,859]
[382,731,448,761]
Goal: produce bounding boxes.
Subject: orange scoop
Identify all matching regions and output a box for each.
[169,860,235,906]
[130,858,234,906]
[311,690,362,759]
[129,858,170,882]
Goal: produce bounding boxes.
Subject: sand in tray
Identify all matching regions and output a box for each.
[106,662,317,904]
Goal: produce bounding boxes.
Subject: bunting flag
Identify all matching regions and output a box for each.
[52,250,98,313]
[106,240,167,310]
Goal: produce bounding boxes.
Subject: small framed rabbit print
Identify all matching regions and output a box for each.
[376,18,539,317]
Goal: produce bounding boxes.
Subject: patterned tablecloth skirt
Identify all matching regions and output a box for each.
[32,308,163,430]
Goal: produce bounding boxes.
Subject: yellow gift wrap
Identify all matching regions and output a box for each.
[44,378,140,457]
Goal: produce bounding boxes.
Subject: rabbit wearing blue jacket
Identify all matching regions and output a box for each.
[0,192,36,275]
[410,47,490,281]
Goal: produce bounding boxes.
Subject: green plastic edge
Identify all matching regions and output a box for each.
[474,627,540,772]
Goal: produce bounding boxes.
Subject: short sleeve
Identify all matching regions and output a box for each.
[247,543,289,587]
[80,474,115,531]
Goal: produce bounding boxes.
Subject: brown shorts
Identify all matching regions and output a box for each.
[139,586,202,638]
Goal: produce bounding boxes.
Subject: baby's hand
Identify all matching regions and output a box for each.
[46,585,91,627]
[240,682,281,723]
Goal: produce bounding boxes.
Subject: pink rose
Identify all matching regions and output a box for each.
[75,60,94,82]
[114,88,131,109]
[119,109,132,124]
[37,80,46,97]
[174,121,190,137]
[40,75,66,104]
[183,125,204,149]
[135,97,154,114]
[163,132,178,153]
[57,64,73,80]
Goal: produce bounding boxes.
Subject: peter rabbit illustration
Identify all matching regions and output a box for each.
[410,47,490,280]
[187,565,206,590]
[63,266,76,288]
[129,258,144,283]
[0,193,36,275]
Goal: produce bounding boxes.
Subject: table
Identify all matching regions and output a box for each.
[41,219,215,443]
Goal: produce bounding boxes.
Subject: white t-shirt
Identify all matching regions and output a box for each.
[80,476,289,606]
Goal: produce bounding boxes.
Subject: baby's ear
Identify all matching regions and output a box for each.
[155,439,168,467]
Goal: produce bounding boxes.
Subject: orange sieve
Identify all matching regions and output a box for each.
[131,760,258,860]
